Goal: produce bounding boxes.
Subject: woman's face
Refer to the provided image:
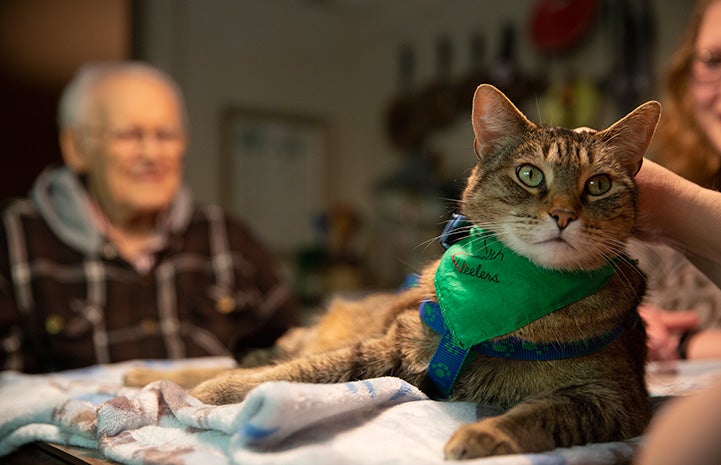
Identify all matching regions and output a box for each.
[692,0,721,154]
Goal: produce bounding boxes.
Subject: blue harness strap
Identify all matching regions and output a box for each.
[419,299,636,399]
[439,213,472,250]
[419,301,473,399]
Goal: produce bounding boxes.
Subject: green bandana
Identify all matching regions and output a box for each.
[434,227,616,349]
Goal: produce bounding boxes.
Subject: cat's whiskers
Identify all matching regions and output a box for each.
[415,232,448,252]
[624,237,678,286]
[573,235,648,298]
[612,262,648,301]
[464,228,501,244]
[412,218,510,260]
[626,237,667,264]
[413,222,480,255]
[574,231,622,257]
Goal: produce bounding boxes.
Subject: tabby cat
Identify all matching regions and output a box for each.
[125,84,661,460]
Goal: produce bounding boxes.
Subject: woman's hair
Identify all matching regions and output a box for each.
[651,0,720,188]
[57,61,188,130]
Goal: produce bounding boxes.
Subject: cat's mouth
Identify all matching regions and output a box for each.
[538,237,574,248]
[536,237,580,258]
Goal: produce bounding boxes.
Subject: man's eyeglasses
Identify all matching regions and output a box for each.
[692,48,721,84]
[82,126,185,146]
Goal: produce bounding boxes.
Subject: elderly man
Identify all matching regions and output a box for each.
[0,61,298,373]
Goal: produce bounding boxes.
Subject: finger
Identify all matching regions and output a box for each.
[657,311,700,331]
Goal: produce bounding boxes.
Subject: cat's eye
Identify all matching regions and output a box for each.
[586,174,612,196]
[516,164,544,188]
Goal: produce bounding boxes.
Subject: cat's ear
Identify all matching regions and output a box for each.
[597,101,661,175]
[471,84,535,159]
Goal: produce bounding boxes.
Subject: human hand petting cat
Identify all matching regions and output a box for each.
[633,158,721,362]
[632,158,684,245]
[633,158,721,256]
[634,158,721,290]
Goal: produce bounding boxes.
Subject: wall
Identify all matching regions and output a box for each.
[0,0,131,199]
[136,0,695,286]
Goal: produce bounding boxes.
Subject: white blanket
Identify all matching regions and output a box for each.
[1,357,720,465]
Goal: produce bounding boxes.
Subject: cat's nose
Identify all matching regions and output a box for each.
[549,209,577,229]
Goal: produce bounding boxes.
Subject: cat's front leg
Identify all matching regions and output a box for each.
[444,417,523,459]
[124,366,237,389]
[444,385,647,459]
[190,370,263,404]
[191,311,432,405]
[188,338,401,405]
[187,344,391,405]
[443,406,565,459]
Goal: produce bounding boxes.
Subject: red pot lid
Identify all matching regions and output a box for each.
[530,0,598,53]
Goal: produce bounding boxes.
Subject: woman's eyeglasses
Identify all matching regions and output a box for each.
[692,48,721,84]
[81,126,185,147]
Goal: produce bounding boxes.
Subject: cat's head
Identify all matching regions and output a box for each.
[461,84,661,271]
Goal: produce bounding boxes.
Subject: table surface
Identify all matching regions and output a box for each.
[5,443,118,465]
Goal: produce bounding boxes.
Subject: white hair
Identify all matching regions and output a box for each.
[57,61,188,129]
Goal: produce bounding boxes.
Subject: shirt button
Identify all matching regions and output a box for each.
[141,319,159,335]
[215,295,237,314]
[45,314,65,335]
[102,243,118,259]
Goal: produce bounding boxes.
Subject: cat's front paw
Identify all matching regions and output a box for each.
[123,367,166,387]
[444,421,521,460]
[190,373,257,405]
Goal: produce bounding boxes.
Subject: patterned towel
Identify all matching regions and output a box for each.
[1,357,720,465]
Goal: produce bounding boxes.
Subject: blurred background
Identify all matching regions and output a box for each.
[0,0,694,303]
